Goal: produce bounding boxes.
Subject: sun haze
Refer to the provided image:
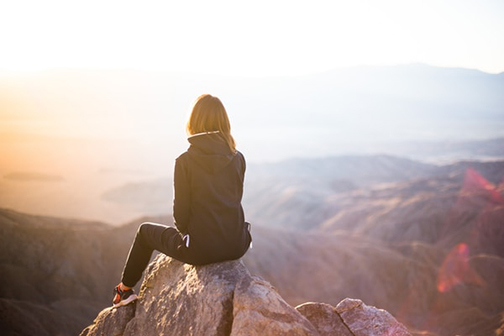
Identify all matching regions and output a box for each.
[0,0,503,76]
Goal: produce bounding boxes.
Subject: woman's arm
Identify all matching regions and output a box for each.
[173,156,191,235]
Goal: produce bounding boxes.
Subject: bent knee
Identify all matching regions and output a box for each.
[137,222,171,237]
[137,222,158,235]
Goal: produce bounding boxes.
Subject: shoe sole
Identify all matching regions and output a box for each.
[113,294,138,308]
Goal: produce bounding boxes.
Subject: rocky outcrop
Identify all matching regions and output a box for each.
[81,254,410,336]
[296,300,411,336]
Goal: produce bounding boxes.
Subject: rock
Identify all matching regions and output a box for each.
[124,256,240,336]
[79,303,135,336]
[296,302,353,336]
[296,300,412,336]
[336,298,411,336]
[231,276,317,336]
[81,255,411,336]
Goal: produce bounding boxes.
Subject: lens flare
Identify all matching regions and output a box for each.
[436,167,504,293]
[461,168,504,205]
[436,243,484,292]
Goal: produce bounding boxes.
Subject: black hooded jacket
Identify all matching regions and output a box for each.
[173,132,251,264]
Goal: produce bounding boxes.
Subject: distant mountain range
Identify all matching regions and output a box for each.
[244,155,504,232]
[102,153,504,233]
[372,137,504,163]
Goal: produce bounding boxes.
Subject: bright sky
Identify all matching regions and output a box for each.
[1,0,503,76]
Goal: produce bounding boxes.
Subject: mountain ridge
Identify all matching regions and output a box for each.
[2,200,503,335]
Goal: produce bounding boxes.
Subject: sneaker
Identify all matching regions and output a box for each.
[112,284,137,308]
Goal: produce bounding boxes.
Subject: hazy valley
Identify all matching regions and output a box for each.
[1,154,503,335]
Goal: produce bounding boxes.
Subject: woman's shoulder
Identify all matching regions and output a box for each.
[235,150,245,161]
[234,150,246,172]
[175,151,190,164]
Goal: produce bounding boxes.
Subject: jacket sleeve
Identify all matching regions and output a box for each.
[241,152,246,176]
[173,156,191,235]
[239,151,246,183]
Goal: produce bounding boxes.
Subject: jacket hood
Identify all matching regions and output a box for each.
[187,132,235,173]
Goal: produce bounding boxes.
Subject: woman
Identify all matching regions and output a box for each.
[113,94,252,308]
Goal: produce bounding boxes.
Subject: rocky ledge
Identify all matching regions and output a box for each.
[80,254,411,336]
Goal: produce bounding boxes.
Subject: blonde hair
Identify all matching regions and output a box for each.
[187,94,236,153]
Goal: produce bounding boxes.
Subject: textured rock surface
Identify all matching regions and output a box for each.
[80,303,135,336]
[81,254,411,336]
[231,276,317,335]
[296,300,412,336]
[125,256,240,336]
[296,302,353,336]
[336,298,411,336]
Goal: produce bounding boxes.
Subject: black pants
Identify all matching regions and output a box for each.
[120,222,186,287]
[120,221,252,287]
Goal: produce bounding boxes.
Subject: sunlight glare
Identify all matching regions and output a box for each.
[1,0,503,75]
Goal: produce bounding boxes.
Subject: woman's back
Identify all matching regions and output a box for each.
[174,132,250,264]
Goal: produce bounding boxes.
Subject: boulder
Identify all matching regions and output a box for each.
[296,302,353,336]
[335,298,411,336]
[296,300,412,336]
[81,254,411,335]
[231,276,317,335]
[80,304,135,336]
